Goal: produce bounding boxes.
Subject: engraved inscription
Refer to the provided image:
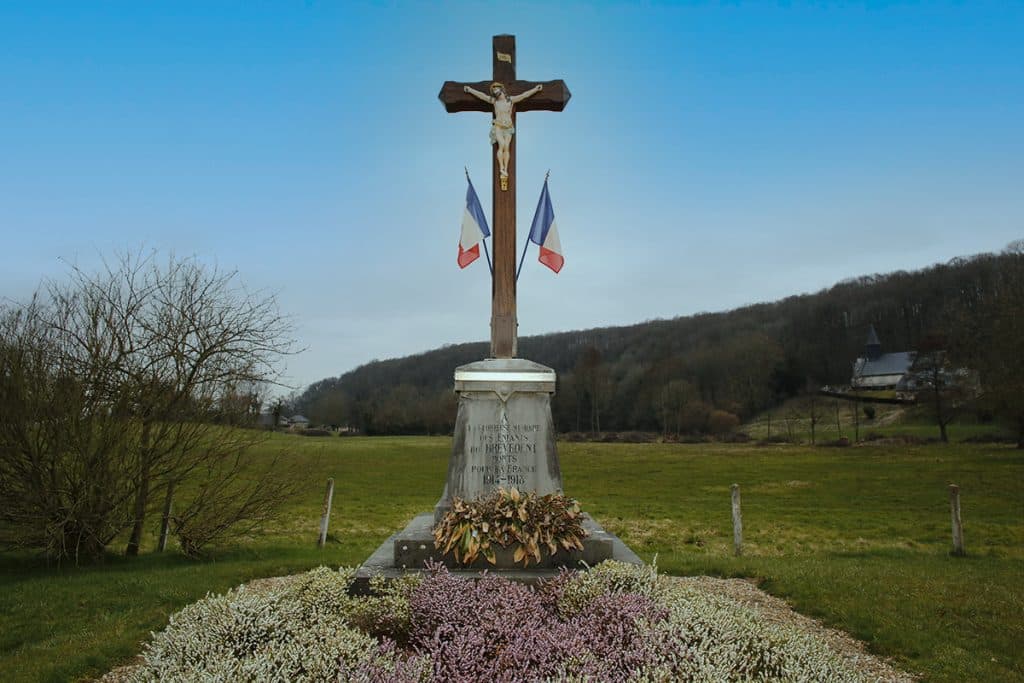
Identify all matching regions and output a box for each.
[466,413,542,488]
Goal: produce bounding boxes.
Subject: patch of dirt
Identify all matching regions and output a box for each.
[873,406,907,427]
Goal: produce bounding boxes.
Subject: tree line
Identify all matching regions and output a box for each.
[294,243,1024,445]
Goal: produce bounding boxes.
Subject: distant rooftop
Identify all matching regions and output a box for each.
[854,351,916,378]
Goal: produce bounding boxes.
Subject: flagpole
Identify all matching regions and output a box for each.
[515,232,529,283]
[516,171,549,283]
[483,238,493,276]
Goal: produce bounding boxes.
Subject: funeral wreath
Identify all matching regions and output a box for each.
[433,487,587,567]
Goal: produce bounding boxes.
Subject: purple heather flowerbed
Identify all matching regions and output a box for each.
[126,562,887,682]
[395,568,669,682]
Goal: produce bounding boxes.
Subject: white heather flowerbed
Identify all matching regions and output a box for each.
[106,562,914,682]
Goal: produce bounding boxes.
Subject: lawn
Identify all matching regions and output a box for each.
[1,434,1021,682]
[743,399,1015,444]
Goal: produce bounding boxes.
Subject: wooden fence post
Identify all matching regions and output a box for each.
[949,484,965,556]
[318,478,335,548]
[731,484,743,557]
[157,482,174,553]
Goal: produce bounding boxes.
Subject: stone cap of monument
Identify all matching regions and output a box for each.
[454,358,556,395]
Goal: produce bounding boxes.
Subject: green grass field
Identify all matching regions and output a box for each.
[743,398,1014,444]
[1,434,1022,682]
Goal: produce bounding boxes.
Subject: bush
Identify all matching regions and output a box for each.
[960,433,1017,444]
[549,560,661,618]
[860,433,941,446]
[127,567,428,682]
[708,410,741,435]
[620,431,657,443]
[298,428,331,437]
[557,431,658,443]
[720,431,751,443]
[680,401,712,434]
[127,563,888,682]
[0,253,296,563]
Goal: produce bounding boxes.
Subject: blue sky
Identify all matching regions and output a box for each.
[1,2,1021,392]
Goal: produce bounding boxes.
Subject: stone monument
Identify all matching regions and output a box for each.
[433,358,561,522]
[354,35,640,591]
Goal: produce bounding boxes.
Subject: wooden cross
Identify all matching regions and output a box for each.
[439,34,571,358]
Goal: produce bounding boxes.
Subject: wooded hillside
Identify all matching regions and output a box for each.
[294,244,1023,438]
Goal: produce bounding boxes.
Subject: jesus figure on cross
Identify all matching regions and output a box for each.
[463,81,543,186]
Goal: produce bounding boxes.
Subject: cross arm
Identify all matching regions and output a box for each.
[438,79,571,113]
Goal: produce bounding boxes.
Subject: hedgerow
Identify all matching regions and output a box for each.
[127,563,889,682]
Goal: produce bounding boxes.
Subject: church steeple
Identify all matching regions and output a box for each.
[865,324,882,360]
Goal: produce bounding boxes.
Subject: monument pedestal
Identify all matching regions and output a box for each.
[434,358,563,522]
[354,358,642,592]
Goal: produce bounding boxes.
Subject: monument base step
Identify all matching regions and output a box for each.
[352,513,644,595]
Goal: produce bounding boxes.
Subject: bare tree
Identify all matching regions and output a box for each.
[654,379,695,438]
[575,346,607,433]
[851,396,860,443]
[784,407,799,442]
[805,382,822,445]
[0,252,299,562]
[0,299,137,562]
[912,335,962,443]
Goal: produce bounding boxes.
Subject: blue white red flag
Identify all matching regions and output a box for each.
[527,179,564,273]
[458,177,490,269]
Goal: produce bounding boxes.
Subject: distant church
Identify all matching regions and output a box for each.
[850,325,917,391]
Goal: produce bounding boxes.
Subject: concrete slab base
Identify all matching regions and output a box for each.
[352,512,644,595]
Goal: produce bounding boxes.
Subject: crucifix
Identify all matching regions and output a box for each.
[439,34,571,359]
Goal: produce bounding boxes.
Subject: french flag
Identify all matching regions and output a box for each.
[528,179,564,273]
[458,177,490,269]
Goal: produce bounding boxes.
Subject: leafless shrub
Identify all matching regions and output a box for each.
[171,448,301,558]
[0,251,298,563]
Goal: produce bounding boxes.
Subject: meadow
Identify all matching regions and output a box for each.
[1,433,1021,682]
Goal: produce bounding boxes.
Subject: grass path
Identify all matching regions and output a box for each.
[1,435,1021,681]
